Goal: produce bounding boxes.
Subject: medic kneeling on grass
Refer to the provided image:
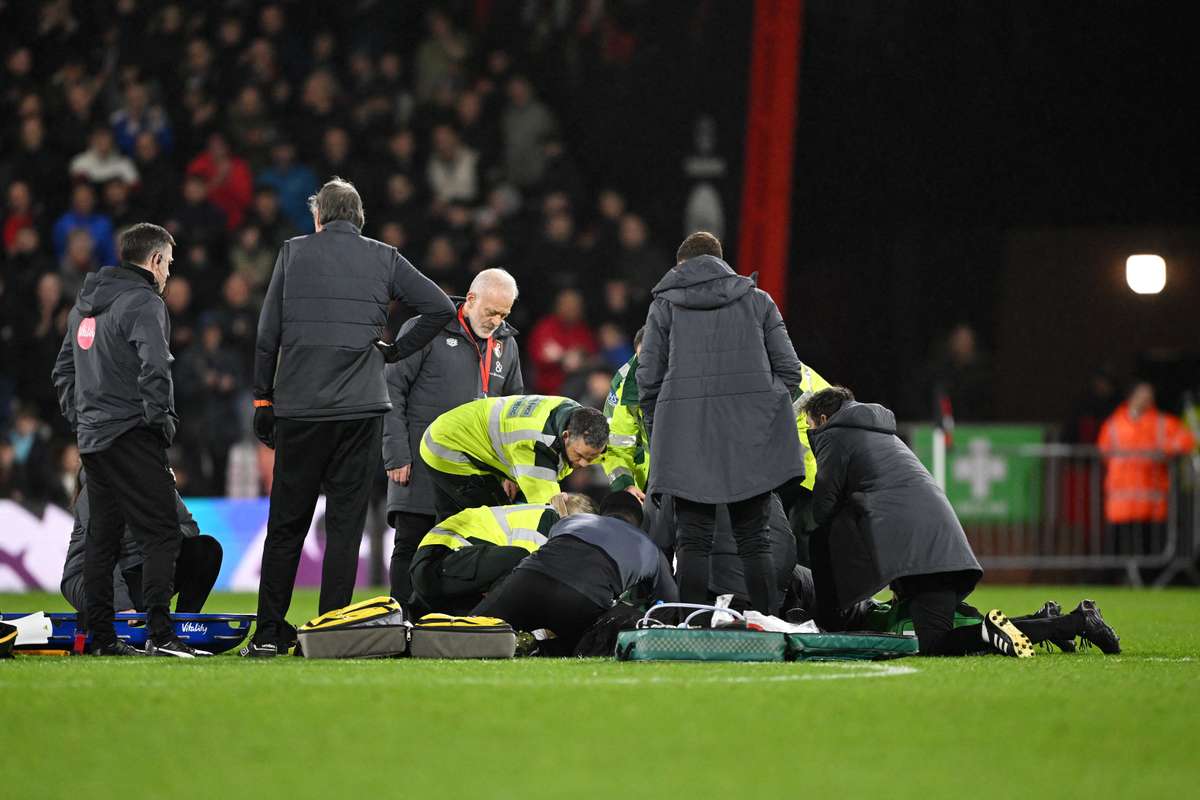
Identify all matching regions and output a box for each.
[803,387,1121,657]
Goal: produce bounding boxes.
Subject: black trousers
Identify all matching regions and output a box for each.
[410,543,529,615]
[896,573,1083,656]
[676,493,774,613]
[254,415,382,644]
[428,468,510,522]
[388,510,434,602]
[80,428,181,644]
[62,535,223,615]
[472,568,607,654]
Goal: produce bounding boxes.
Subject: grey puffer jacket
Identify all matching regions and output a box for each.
[809,401,983,606]
[253,220,454,419]
[637,256,804,503]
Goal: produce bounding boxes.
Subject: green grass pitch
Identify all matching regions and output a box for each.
[3,585,1198,799]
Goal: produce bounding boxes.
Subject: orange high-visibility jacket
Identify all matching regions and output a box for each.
[1098,404,1195,524]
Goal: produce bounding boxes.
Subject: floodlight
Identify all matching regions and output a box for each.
[1126,254,1166,295]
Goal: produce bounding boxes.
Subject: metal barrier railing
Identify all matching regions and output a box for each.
[952,442,1199,586]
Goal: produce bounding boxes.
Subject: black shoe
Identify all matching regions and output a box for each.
[981,609,1035,658]
[1074,600,1121,654]
[1032,600,1076,653]
[89,639,143,656]
[239,640,278,658]
[145,638,212,658]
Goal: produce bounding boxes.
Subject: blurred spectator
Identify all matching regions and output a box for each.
[456,89,500,173]
[257,141,318,232]
[247,186,298,245]
[423,235,466,294]
[0,439,21,501]
[503,76,558,188]
[613,213,667,300]
[164,275,197,354]
[110,82,173,156]
[529,288,598,395]
[427,124,479,205]
[59,229,99,297]
[170,174,227,251]
[523,209,583,309]
[19,273,69,421]
[227,85,278,167]
[926,323,995,421]
[5,228,54,286]
[415,9,471,101]
[56,442,81,508]
[215,273,258,378]
[383,128,420,177]
[2,117,67,210]
[4,406,58,505]
[177,242,226,308]
[3,180,38,252]
[132,131,178,220]
[52,183,116,265]
[186,132,254,230]
[230,225,274,296]
[69,126,140,187]
[56,82,102,157]
[296,69,342,161]
[379,173,426,241]
[596,321,634,369]
[101,178,141,231]
[1098,382,1196,542]
[318,127,369,199]
[1065,368,1119,444]
[175,318,242,495]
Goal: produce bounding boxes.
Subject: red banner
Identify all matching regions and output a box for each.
[736,0,804,315]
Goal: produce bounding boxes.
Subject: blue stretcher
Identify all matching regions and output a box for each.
[0,612,255,655]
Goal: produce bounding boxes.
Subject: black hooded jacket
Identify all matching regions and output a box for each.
[52,263,177,453]
[637,255,804,503]
[809,401,983,607]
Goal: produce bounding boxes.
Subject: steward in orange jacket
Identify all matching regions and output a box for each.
[1098,383,1195,524]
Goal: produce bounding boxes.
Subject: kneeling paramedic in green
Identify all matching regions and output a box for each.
[410,494,595,613]
[420,395,609,519]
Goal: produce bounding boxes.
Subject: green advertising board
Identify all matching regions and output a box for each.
[910,425,1044,523]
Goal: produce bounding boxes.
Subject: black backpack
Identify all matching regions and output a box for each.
[572,602,644,657]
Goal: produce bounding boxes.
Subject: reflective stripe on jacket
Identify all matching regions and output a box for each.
[600,355,649,491]
[420,395,579,503]
[792,361,833,492]
[418,503,555,553]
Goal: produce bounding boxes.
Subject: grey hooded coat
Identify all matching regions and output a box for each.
[637,255,804,504]
[808,401,982,607]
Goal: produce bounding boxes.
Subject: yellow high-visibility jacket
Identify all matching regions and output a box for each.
[420,395,580,504]
[793,362,833,491]
[417,503,557,552]
[600,355,649,491]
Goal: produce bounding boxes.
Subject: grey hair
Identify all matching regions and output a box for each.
[308,177,365,229]
[468,267,519,300]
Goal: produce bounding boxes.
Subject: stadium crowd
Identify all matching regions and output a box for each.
[0,1,666,501]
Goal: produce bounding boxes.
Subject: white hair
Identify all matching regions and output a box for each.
[468,268,519,300]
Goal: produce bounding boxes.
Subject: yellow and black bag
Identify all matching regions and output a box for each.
[297,596,409,659]
[0,621,16,659]
[409,614,516,659]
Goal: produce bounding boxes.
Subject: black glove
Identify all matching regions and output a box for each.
[374,338,401,364]
[254,404,276,449]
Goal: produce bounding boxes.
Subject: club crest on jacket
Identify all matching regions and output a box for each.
[446,337,458,347]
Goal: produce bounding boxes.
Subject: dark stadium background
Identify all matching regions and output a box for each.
[1,0,1197,502]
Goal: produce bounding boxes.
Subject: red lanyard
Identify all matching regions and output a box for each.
[457,305,495,394]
